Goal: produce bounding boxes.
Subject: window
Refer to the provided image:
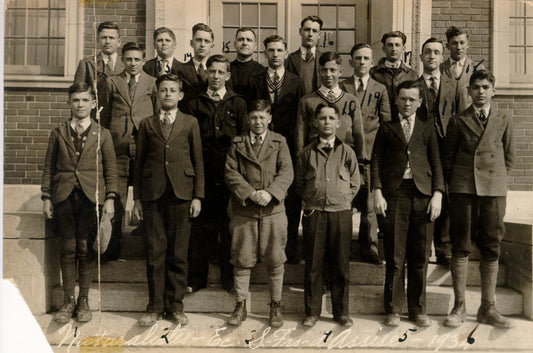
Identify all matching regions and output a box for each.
[493,0,533,93]
[221,2,278,64]
[4,0,82,86]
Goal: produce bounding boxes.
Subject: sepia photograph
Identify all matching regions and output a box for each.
[2,0,533,352]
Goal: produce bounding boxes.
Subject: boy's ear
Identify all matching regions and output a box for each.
[225,71,231,81]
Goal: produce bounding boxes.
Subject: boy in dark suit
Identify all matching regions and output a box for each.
[443,70,514,329]
[286,16,324,94]
[100,42,158,261]
[225,99,293,327]
[441,26,485,113]
[341,43,391,264]
[177,23,215,111]
[133,74,204,327]
[370,31,418,119]
[230,27,266,102]
[186,55,248,293]
[417,38,459,266]
[295,102,360,328]
[372,80,444,327]
[143,27,183,78]
[250,34,305,264]
[42,82,118,324]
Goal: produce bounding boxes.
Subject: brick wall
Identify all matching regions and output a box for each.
[3,1,146,185]
[432,0,533,191]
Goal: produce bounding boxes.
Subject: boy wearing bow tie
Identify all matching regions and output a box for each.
[295,102,360,328]
[143,27,183,78]
[443,70,514,329]
[224,99,293,327]
[133,74,204,327]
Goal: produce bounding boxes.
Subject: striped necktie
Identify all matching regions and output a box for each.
[128,75,137,100]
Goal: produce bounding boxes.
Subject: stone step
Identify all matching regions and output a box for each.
[52,283,522,316]
[95,258,506,287]
[37,312,533,351]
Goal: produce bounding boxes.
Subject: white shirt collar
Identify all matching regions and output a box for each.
[385,60,401,69]
[301,46,316,55]
[160,108,178,124]
[450,56,467,67]
[423,72,441,81]
[250,130,268,144]
[70,117,91,131]
[353,74,370,90]
[318,84,342,98]
[268,66,285,79]
[400,112,416,123]
[473,105,490,117]
[125,72,140,83]
[158,56,174,64]
[193,57,208,71]
[207,87,226,100]
[319,136,335,147]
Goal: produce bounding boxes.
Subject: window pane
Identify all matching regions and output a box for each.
[26,38,48,65]
[50,0,66,7]
[50,9,65,37]
[338,5,355,29]
[510,2,525,16]
[4,38,25,65]
[337,30,354,53]
[528,19,533,46]
[527,47,533,74]
[223,3,240,26]
[510,18,525,45]
[319,5,337,29]
[48,38,64,67]
[6,0,27,9]
[320,30,336,52]
[242,3,258,27]
[223,27,236,53]
[5,9,26,36]
[27,9,49,37]
[301,5,318,18]
[340,54,352,79]
[510,47,525,75]
[259,28,277,48]
[27,0,51,7]
[260,4,277,27]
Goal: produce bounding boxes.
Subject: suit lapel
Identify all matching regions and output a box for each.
[256,131,276,161]
[292,50,304,76]
[115,72,133,105]
[185,60,200,85]
[79,123,99,161]
[389,120,408,146]
[459,106,484,137]
[166,110,188,143]
[342,77,356,96]
[409,114,425,146]
[235,134,258,164]
[132,72,150,106]
[58,122,78,165]
[146,114,166,142]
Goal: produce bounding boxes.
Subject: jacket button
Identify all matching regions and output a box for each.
[165,161,169,165]
[166,145,170,149]
[326,178,330,182]
[407,150,411,155]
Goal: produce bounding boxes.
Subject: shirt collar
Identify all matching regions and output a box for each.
[450,56,467,67]
[301,46,316,56]
[70,117,91,131]
[250,130,268,144]
[160,108,178,124]
[399,112,416,123]
[101,52,117,63]
[126,72,140,83]
[423,72,441,81]
[268,66,285,78]
[319,136,335,147]
[158,56,174,64]
[193,57,208,71]
[207,87,226,100]
[473,105,490,117]
[384,60,401,69]
[318,84,342,97]
[353,74,370,89]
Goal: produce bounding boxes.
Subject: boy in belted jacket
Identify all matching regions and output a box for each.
[295,102,360,328]
[224,99,293,327]
[443,70,514,329]
[42,82,118,324]
[133,74,204,327]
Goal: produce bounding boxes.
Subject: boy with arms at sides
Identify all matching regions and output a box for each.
[443,71,514,329]
[186,55,248,293]
[441,26,485,113]
[100,42,158,261]
[178,23,215,111]
[296,102,360,328]
[341,43,391,264]
[286,16,324,94]
[133,74,204,327]
[224,99,293,327]
[295,51,364,160]
[42,82,118,324]
[143,27,183,78]
[230,27,266,102]
[370,31,418,119]
[250,34,305,264]
[372,80,444,327]
[417,38,459,266]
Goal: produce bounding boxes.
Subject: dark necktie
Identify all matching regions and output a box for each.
[477,110,488,126]
[402,116,412,142]
[128,75,137,100]
[252,134,263,155]
[305,50,313,63]
[161,111,173,140]
[322,144,332,154]
[197,64,207,84]
[429,76,438,97]
[356,78,365,102]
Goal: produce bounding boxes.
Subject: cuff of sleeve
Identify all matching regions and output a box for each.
[41,195,51,201]
[105,192,117,201]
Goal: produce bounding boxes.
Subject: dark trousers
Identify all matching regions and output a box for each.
[379,180,433,316]
[284,185,302,260]
[302,209,352,317]
[433,194,452,258]
[188,177,232,289]
[54,189,98,298]
[449,193,506,261]
[142,188,191,313]
[353,164,378,254]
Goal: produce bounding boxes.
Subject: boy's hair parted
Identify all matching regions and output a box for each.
[315,101,340,117]
[97,21,120,35]
[153,26,176,42]
[156,74,183,90]
[469,69,495,87]
[395,79,422,96]
[300,15,323,30]
[192,23,214,40]
[206,54,230,71]
[349,43,373,58]
[445,26,469,42]
[263,34,287,50]
[68,82,95,99]
[421,37,444,52]
[319,51,342,66]
[381,31,407,45]
[121,42,146,58]
[247,99,271,114]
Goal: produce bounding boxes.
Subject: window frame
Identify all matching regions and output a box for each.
[4,1,84,88]
[492,0,533,95]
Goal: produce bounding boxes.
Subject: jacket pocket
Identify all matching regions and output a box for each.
[184,168,195,177]
[339,169,351,194]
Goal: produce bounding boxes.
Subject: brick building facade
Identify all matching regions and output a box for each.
[4,0,533,190]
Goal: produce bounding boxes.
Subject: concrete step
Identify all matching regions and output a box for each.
[52,283,522,316]
[98,258,506,287]
[37,312,533,351]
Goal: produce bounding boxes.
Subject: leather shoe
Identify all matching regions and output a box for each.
[333,315,353,327]
[384,313,400,327]
[477,303,513,328]
[228,301,247,326]
[76,295,92,322]
[361,250,384,265]
[444,302,466,327]
[269,301,283,327]
[302,315,319,327]
[169,311,189,325]
[436,255,452,266]
[138,312,162,327]
[54,296,76,324]
[410,314,431,327]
